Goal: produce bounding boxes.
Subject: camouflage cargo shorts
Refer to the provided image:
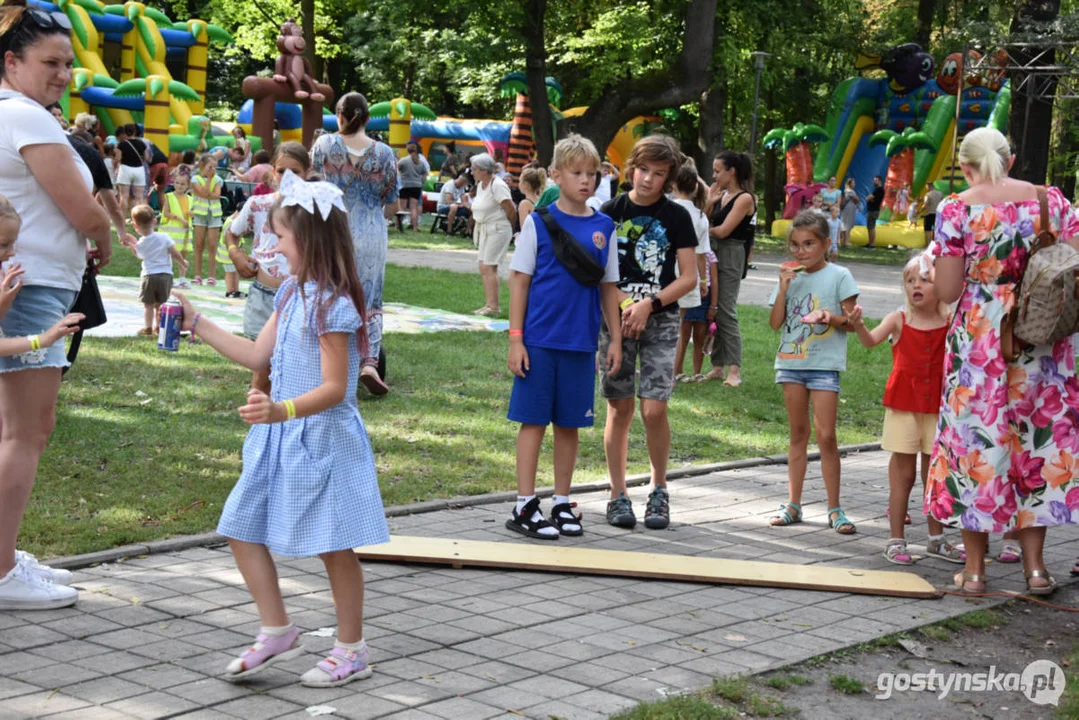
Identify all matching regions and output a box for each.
[599,310,679,402]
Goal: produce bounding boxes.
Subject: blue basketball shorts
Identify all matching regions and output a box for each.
[508,346,596,428]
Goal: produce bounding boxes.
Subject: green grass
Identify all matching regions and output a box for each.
[1057,643,1079,719]
[755,234,913,267]
[938,608,1004,632]
[610,695,738,720]
[611,676,796,719]
[22,256,892,559]
[386,218,477,251]
[829,674,865,694]
[765,674,812,691]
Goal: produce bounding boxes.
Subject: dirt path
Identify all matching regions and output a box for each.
[733,585,1078,720]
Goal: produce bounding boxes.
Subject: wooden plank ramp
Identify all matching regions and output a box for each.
[356,536,941,600]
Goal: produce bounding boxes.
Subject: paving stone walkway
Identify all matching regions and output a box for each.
[2,449,1076,719]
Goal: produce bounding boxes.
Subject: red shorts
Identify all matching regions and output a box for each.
[149,162,169,188]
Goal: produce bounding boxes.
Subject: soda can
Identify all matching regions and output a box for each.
[158,299,183,352]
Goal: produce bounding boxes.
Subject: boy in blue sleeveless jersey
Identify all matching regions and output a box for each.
[505,136,623,539]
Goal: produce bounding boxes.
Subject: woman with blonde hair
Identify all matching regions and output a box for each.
[926,127,1079,595]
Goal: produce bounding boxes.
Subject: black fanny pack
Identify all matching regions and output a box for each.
[536,207,605,287]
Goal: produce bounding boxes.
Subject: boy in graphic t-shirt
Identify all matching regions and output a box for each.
[505,135,622,540]
[599,136,697,531]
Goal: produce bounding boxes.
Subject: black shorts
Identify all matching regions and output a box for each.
[923,213,936,232]
[866,210,880,229]
[399,187,422,201]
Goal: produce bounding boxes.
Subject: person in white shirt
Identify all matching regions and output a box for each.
[0,3,112,611]
[438,171,471,234]
[128,205,186,336]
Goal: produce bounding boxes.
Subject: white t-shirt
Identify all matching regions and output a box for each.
[0,91,93,291]
[135,231,175,276]
[472,176,513,226]
[231,193,290,279]
[593,172,614,205]
[511,213,620,282]
[440,180,465,205]
[672,197,710,308]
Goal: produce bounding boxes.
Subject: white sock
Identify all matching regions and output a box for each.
[260,624,293,637]
[335,638,366,652]
[927,533,944,543]
[514,495,557,537]
[551,495,580,531]
[515,495,535,514]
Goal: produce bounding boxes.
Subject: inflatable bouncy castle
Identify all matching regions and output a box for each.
[35,0,247,153]
[771,44,1010,248]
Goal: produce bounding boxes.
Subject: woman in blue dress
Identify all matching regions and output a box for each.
[174,171,389,688]
[311,92,399,396]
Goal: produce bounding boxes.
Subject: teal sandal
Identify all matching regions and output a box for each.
[828,507,856,534]
[769,502,802,527]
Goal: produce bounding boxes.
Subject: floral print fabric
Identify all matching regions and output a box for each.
[926,187,1079,532]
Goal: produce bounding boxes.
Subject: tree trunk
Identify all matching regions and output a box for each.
[301,0,321,83]
[697,79,726,179]
[522,0,553,167]
[915,0,935,49]
[556,0,718,156]
[1009,0,1061,183]
[763,94,778,231]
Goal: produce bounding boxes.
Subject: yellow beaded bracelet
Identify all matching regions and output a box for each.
[619,298,635,311]
[28,335,41,351]
[282,399,296,420]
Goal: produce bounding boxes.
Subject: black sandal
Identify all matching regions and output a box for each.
[506,497,559,540]
[549,502,583,537]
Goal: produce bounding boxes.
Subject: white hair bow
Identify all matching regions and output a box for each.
[917,250,933,278]
[278,169,347,221]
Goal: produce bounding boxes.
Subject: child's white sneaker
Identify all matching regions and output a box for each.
[16,550,73,585]
[0,562,78,610]
[175,278,190,289]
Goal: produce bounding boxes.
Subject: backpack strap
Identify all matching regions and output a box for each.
[1035,185,1055,251]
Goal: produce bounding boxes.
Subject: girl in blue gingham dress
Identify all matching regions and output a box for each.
[174,171,388,689]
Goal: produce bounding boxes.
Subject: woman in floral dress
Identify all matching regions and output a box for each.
[927,128,1079,595]
[311,92,399,396]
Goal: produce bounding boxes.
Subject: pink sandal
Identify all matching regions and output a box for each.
[222,626,303,682]
[300,645,372,688]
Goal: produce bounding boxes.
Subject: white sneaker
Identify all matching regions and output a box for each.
[175,279,191,289]
[16,550,73,585]
[0,562,78,610]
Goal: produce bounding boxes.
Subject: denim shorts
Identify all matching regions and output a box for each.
[191,214,223,229]
[775,368,841,393]
[0,285,78,374]
[243,281,277,340]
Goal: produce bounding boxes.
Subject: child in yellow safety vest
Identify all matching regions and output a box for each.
[217,213,244,299]
[190,154,223,285]
[160,172,193,288]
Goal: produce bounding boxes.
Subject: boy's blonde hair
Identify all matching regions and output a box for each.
[625,135,682,194]
[131,204,155,230]
[519,167,547,195]
[0,194,20,227]
[552,134,600,172]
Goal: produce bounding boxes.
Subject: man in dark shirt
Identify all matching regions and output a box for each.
[866,175,884,248]
[65,130,136,249]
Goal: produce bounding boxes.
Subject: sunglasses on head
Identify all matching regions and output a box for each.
[24,8,72,31]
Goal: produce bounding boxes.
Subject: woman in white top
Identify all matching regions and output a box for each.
[0,0,111,610]
[469,153,516,316]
